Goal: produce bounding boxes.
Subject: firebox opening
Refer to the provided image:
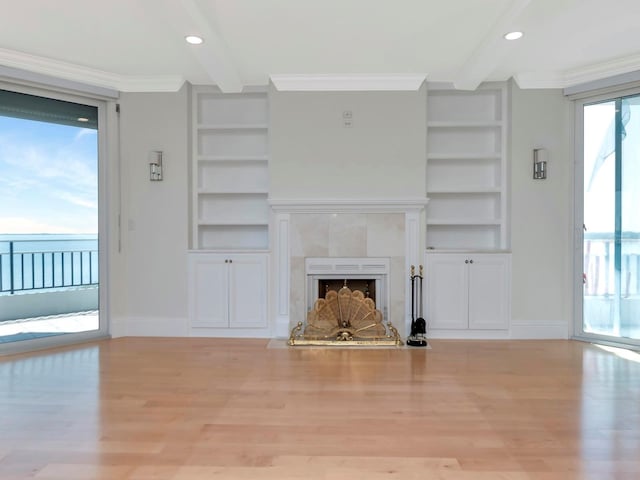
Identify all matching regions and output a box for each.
[317,279,376,305]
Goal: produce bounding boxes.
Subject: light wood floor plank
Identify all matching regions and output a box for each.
[0,338,639,479]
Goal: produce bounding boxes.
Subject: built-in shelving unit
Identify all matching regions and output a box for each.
[191,86,269,250]
[426,84,509,250]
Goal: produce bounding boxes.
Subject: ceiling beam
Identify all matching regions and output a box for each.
[453,0,532,90]
[159,0,243,92]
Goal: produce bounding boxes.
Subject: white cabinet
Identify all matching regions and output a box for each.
[191,86,269,250]
[188,253,268,330]
[426,84,509,250]
[425,253,511,331]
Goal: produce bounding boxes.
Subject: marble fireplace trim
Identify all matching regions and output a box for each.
[269,198,427,338]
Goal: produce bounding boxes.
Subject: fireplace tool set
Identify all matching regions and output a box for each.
[407,265,428,347]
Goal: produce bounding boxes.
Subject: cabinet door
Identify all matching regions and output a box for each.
[425,254,469,329]
[228,254,267,328]
[188,255,229,327]
[468,254,510,330]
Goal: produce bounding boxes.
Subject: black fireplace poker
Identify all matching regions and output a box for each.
[407,265,428,347]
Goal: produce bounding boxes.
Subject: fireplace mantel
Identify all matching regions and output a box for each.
[269,198,428,213]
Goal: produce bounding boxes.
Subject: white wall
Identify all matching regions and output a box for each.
[110,86,190,336]
[269,84,427,200]
[105,82,574,340]
[509,83,573,338]
[269,85,427,338]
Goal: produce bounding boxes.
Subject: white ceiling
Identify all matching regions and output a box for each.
[1,0,640,92]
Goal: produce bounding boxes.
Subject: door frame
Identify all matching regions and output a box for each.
[0,81,113,355]
[573,87,640,349]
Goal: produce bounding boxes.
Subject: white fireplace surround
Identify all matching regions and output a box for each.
[306,257,390,320]
[270,198,427,338]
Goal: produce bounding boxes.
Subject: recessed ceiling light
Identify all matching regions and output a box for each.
[504,31,523,40]
[77,117,89,122]
[185,35,204,45]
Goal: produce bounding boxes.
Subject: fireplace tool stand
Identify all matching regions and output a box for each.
[407,265,428,347]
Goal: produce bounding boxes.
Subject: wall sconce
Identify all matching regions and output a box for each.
[149,151,163,181]
[533,148,548,180]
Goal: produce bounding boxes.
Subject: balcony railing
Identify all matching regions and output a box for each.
[0,239,98,295]
[584,232,640,297]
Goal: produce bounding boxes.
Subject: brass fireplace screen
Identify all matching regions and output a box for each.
[288,283,401,346]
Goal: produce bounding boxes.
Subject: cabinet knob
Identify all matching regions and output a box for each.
[229,259,232,263]
[465,260,469,264]
[225,259,229,263]
[469,259,474,264]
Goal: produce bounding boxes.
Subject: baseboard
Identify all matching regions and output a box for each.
[190,327,272,339]
[510,320,570,339]
[110,315,275,339]
[109,315,127,338]
[274,315,291,339]
[427,321,570,340]
[428,329,511,340]
[110,317,569,340]
[110,316,189,338]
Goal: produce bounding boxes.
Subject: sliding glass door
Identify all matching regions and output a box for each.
[579,93,640,344]
[0,85,108,352]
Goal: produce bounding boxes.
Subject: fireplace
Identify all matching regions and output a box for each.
[287,257,400,345]
[268,205,426,340]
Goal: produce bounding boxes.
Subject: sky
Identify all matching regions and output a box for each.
[0,116,98,235]
[584,98,640,233]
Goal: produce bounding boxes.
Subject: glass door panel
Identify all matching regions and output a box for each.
[0,88,102,347]
[583,101,616,336]
[620,96,640,339]
[583,95,640,341]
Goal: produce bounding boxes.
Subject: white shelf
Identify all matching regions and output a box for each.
[428,121,502,128]
[428,188,501,194]
[197,123,269,131]
[198,189,268,195]
[198,220,269,227]
[197,225,269,251]
[426,224,501,251]
[427,218,501,226]
[197,155,268,163]
[426,84,508,250]
[427,153,501,160]
[197,130,268,158]
[427,87,503,123]
[192,86,270,251]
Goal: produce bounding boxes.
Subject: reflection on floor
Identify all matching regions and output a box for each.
[0,311,99,343]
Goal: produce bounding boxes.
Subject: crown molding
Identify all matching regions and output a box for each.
[514,53,640,90]
[270,74,427,92]
[0,48,185,93]
[116,76,186,92]
[563,53,640,88]
[512,71,567,89]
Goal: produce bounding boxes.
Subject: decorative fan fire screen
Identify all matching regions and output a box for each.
[288,285,401,346]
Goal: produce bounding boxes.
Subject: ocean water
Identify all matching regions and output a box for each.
[0,234,97,253]
[0,234,98,292]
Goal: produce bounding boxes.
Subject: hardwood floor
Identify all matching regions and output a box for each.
[0,338,639,479]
